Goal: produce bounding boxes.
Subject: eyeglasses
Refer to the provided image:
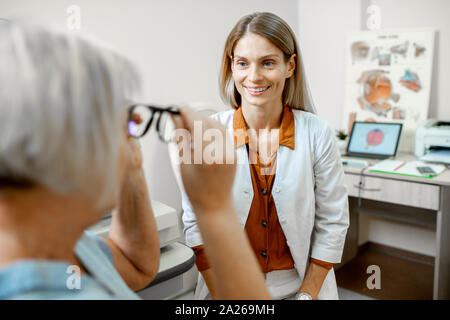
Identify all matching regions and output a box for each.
[127,104,180,143]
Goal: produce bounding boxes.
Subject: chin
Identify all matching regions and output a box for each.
[243,96,273,108]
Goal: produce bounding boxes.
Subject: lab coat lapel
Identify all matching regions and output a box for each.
[232,145,253,227]
[272,145,289,224]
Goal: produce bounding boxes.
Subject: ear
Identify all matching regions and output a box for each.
[286,54,296,78]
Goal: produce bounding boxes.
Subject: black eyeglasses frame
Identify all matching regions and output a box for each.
[128,104,180,142]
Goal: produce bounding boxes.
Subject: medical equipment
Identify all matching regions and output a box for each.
[90,201,180,248]
[415,120,450,164]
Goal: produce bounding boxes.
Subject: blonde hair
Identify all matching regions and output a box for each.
[219,12,315,112]
[0,22,140,209]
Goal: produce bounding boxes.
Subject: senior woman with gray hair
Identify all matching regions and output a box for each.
[0,22,270,299]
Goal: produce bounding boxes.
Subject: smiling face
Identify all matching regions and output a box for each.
[231,32,295,110]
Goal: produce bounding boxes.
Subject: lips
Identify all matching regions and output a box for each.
[245,86,270,96]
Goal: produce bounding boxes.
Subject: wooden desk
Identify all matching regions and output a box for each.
[340,153,450,299]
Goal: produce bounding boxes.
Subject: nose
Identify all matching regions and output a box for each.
[247,64,263,82]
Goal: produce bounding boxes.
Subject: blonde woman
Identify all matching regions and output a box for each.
[182,12,349,300]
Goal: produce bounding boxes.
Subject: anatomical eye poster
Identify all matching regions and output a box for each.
[343,29,435,151]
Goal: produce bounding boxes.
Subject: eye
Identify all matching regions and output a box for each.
[263,61,275,67]
[235,61,247,68]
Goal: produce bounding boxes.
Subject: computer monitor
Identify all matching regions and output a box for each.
[346,121,403,159]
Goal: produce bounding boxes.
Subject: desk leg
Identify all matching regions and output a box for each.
[336,197,359,270]
[434,186,450,300]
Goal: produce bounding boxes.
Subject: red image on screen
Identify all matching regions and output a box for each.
[365,129,384,149]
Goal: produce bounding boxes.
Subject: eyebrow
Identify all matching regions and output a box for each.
[233,54,280,60]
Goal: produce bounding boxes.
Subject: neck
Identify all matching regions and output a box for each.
[0,186,102,269]
[241,100,284,131]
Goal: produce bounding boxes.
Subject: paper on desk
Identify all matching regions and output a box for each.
[369,160,446,178]
[419,149,450,165]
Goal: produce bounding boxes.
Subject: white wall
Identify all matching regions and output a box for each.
[362,0,450,121]
[358,214,436,256]
[298,0,449,257]
[298,0,361,131]
[0,0,299,216]
[299,0,450,132]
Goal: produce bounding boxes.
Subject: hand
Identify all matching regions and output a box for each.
[298,262,330,300]
[171,107,236,213]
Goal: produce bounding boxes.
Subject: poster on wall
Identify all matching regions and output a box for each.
[343,28,435,152]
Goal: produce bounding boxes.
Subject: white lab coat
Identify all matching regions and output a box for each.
[181,108,349,300]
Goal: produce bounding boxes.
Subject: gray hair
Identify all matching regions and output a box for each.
[0,22,140,209]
